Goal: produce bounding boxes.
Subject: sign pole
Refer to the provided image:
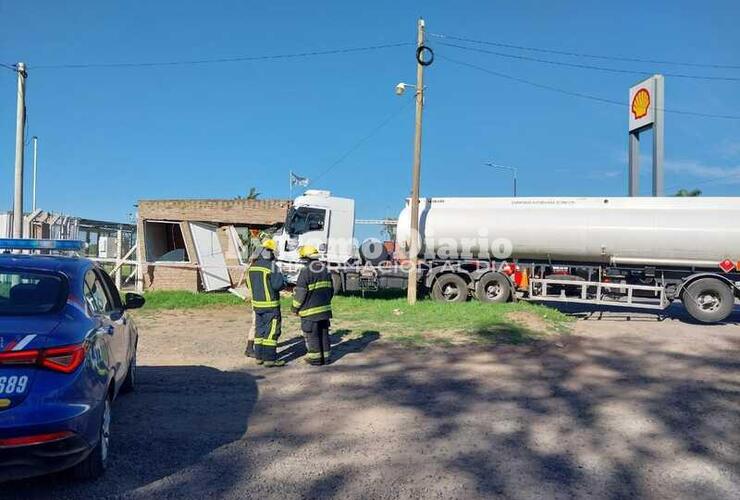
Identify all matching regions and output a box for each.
[627,74,664,197]
[628,132,640,196]
[652,75,664,196]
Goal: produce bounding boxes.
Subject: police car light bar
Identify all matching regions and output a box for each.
[0,239,86,251]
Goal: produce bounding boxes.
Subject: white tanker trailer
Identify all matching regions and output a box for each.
[275,190,740,323]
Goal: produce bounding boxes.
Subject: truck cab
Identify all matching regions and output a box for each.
[275,190,357,282]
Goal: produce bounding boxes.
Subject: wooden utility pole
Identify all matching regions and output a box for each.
[407,19,426,305]
[13,63,27,238]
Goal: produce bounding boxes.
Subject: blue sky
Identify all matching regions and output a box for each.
[2,1,739,233]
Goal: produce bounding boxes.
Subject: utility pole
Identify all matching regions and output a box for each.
[32,136,38,212]
[407,18,426,305]
[13,62,27,238]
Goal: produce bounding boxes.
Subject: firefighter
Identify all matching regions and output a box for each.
[292,245,333,366]
[244,240,264,358]
[246,239,286,367]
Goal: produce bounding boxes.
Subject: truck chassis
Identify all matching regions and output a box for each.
[325,259,740,324]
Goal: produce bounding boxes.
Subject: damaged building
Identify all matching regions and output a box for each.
[137,198,290,292]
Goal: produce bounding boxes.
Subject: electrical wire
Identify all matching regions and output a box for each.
[309,96,416,185]
[29,42,412,69]
[430,33,740,71]
[439,54,740,120]
[437,41,740,82]
[1,63,17,72]
[666,170,740,192]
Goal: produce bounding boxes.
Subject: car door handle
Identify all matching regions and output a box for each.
[97,325,114,336]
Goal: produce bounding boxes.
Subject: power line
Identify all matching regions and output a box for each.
[439,54,740,120]
[1,63,17,72]
[666,171,740,192]
[29,42,412,70]
[430,33,740,71]
[437,41,740,82]
[310,96,415,185]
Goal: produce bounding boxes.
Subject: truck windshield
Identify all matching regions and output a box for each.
[0,270,66,315]
[286,207,326,236]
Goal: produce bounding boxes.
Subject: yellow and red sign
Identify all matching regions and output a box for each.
[628,76,658,131]
[631,88,651,120]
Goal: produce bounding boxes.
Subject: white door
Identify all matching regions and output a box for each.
[189,222,232,291]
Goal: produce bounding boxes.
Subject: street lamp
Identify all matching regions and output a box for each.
[485,162,518,197]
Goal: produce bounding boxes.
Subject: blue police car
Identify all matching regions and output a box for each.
[0,239,143,481]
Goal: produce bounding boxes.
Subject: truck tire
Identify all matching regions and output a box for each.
[331,272,343,295]
[475,273,511,303]
[431,274,469,303]
[682,278,735,323]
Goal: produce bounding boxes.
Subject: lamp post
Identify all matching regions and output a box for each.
[485,162,518,197]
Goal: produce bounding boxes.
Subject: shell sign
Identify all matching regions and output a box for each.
[628,77,657,132]
[631,88,650,119]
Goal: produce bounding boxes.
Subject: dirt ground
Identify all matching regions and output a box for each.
[6,303,740,499]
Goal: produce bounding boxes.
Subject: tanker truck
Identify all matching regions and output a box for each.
[274,190,740,323]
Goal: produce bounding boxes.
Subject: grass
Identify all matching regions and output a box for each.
[328,295,571,346]
[140,290,244,310]
[138,290,572,345]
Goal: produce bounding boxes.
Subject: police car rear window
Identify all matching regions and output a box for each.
[0,270,66,315]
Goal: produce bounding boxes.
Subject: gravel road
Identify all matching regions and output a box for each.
[5,304,739,499]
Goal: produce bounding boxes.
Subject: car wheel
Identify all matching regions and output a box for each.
[72,395,111,479]
[121,350,136,393]
[431,274,469,303]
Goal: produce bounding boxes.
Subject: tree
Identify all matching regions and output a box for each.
[675,188,702,197]
[235,187,261,200]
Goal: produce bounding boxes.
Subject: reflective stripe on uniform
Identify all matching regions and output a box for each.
[254,338,264,345]
[306,351,330,360]
[262,339,278,347]
[298,304,332,317]
[268,319,278,341]
[292,299,302,308]
[252,300,280,308]
[249,266,274,273]
[307,280,332,291]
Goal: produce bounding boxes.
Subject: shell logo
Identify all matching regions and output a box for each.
[631,88,651,119]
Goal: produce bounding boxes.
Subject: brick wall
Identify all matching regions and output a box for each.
[138,198,290,226]
[143,264,200,292]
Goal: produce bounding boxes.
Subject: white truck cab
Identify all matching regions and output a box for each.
[275,190,357,282]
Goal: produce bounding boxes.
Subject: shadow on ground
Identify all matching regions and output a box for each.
[545,301,740,325]
[3,365,258,499]
[278,329,380,364]
[245,326,740,498]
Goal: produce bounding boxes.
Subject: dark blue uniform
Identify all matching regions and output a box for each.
[292,259,333,365]
[247,255,285,362]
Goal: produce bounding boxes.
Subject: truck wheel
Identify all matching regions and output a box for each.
[682,278,735,323]
[431,274,469,303]
[331,272,343,295]
[475,273,511,303]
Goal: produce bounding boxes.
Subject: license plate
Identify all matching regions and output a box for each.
[0,375,29,395]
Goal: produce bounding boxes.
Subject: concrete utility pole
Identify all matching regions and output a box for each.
[13,62,27,238]
[407,18,426,305]
[32,135,38,212]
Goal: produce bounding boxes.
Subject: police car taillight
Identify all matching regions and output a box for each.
[0,349,39,365]
[39,344,87,373]
[0,343,86,373]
